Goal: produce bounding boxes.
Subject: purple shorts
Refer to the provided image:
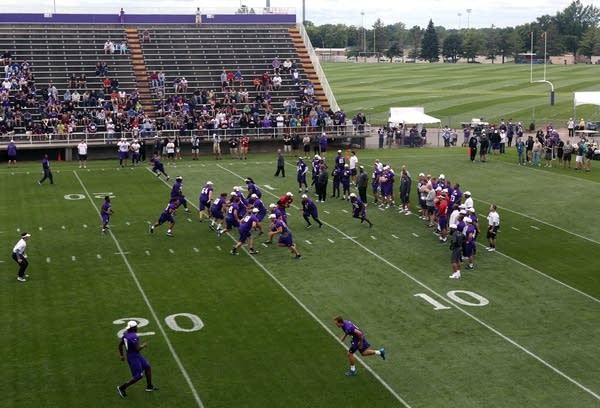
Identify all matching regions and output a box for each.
[226,217,239,229]
[238,228,252,243]
[463,241,475,257]
[438,216,448,230]
[119,151,129,160]
[278,232,294,247]
[158,212,174,225]
[199,199,209,211]
[127,355,151,380]
[349,337,371,354]
[211,209,224,219]
[102,214,110,223]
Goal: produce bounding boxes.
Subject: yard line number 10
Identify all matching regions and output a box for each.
[415,290,489,310]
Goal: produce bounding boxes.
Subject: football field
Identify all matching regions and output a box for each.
[1,148,599,407]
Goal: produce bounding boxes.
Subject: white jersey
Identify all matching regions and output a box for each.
[487,211,500,227]
[77,142,88,155]
[166,142,175,154]
[130,142,140,153]
[349,155,358,170]
[118,141,130,153]
[464,197,473,208]
[449,209,460,226]
[13,238,27,255]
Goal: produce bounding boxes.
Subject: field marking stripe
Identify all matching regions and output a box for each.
[475,197,600,246]
[214,163,411,405]
[74,170,205,408]
[475,242,599,303]
[218,164,600,401]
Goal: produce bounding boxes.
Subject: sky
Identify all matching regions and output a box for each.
[3,0,597,29]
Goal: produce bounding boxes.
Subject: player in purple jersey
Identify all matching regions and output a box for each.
[116,320,158,398]
[101,195,113,233]
[349,193,373,227]
[38,154,54,185]
[296,157,308,193]
[334,149,345,170]
[198,181,214,222]
[231,208,260,255]
[209,192,228,233]
[371,167,381,204]
[462,217,476,269]
[219,194,241,237]
[245,178,262,199]
[341,164,352,200]
[150,155,170,180]
[170,176,190,213]
[334,316,385,376]
[331,166,341,198]
[301,194,323,228]
[149,198,179,236]
[248,193,267,222]
[266,214,302,258]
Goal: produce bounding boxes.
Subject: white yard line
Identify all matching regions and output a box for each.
[74,170,205,408]
[218,163,600,402]
[475,198,600,245]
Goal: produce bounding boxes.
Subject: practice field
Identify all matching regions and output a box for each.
[322,62,600,128]
[1,148,599,407]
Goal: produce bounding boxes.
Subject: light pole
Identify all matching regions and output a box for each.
[361,11,366,54]
[466,9,472,29]
[457,12,462,29]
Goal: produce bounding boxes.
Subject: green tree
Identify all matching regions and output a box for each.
[553,0,600,59]
[385,41,403,61]
[442,32,463,62]
[578,25,600,61]
[420,19,440,62]
[462,29,485,62]
[407,25,423,60]
[496,27,516,63]
[373,18,389,54]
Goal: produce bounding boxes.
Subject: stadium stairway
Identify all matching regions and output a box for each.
[125,28,155,118]
[288,27,330,110]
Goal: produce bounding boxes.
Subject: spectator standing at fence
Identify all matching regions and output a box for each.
[38,154,54,185]
[7,139,17,167]
[567,118,575,138]
[77,139,88,168]
[240,135,249,160]
[274,149,285,177]
[119,8,125,24]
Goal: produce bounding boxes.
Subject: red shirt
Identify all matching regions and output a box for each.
[277,195,293,208]
[241,136,249,147]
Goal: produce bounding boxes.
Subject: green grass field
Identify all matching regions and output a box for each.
[322,62,600,128]
[1,147,599,407]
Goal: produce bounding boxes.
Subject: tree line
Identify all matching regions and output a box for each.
[306,0,600,63]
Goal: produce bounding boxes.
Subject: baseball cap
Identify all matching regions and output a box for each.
[176,176,183,180]
[206,181,213,185]
[250,193,258,199]
[459,204,466,209]
[337,149,342,153]
[252,208,259,213]
[468,207,475,212]
[418,172,425,177]
[435,186,442,192]
[269,203,277,209]
[439,174,445,179]
[286,192,293,197]
[301,194,308,199]
[464,191,471,196]
[349,193,356,198]
[449,223,457,229]
[269,214,276,219]
[21,232,31,238]
[126,321,138,329]
[465,217,473,223]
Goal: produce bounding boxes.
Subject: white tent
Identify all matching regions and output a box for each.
[388,107,441,126]
[574,92,600,107]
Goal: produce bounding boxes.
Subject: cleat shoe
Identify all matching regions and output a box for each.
[467,264,474,270]
[156,172,160,177]
[405,211,412,215]
[379,348,386,360]
[17,276,27,282]
[149,226,154,234]
[487,247,496,252]
[248,248,259,255]
[345,370,358,377]
[449,272,461,279]
[230,249,238,255]
[263,240,272,245]
[116,386,127,398]
[295,254,302,259]
[145,386,159,392]
[166,232,174,237]
[306,224,312,229]
[166,176,170,181]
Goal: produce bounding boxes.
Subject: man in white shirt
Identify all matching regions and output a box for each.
[486,204,500,252]
[212,133,222,160]
[166,139,175,163]
[349,150,359,184]
[117,138,130,167]
[463,191,473,209]
[12,232,31,282]
[77,139,88,168]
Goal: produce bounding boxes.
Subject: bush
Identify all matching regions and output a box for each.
[529,122,535,132]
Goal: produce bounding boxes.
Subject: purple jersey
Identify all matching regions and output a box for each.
[122,331,151,379]
[451,189,462,205]
[199,184,213,203]
[122,331,142,357]
[341,168,351,185]
[335,154,345,169]
[7,142,16,156]
[246,182,261,199]
[158,202,177,224]
[250,198,267,221]
[240,213,258,233]
[351,197,366,218]
[42,158,50,170]
[101,201,111,222]
[274,207,286,222]
[341,319,371,353]
[302,198,318,216]
[171,181,183,198]
[210,196,226,218]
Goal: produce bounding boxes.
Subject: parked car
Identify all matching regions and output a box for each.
[585,121,600,131]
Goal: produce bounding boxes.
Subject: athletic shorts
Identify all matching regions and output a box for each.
[127,355,151,380]
[349,337,371,354]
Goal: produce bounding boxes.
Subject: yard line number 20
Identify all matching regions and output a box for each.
[113,313,204,338]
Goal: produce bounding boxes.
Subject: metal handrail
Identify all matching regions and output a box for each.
[296,23,339,112]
